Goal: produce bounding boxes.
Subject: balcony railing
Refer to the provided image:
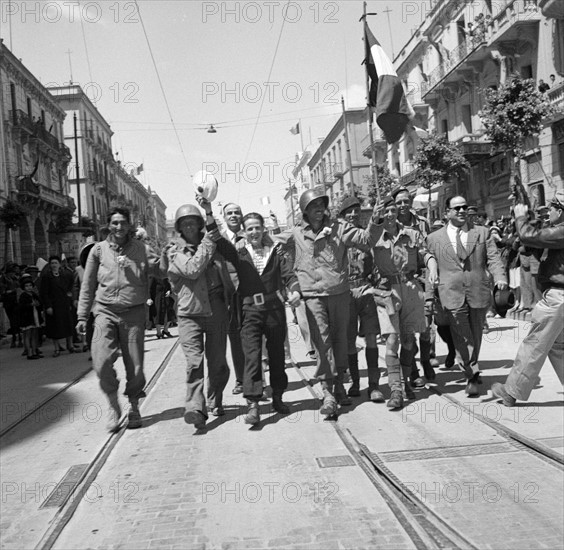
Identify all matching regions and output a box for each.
[547,81,564,115]
[10,110,62,153]
[422,35,486,96]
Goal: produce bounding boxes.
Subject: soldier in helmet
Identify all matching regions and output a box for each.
[276,188,384,417]
[162,197,238,431]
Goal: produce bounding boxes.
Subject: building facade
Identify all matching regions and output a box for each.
[307,109,372,208]
[393,0,564,219]
[0,40,72,266]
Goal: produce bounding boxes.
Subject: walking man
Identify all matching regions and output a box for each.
[492,193,564,406]
[235,213,301,425]
[338,196,382,402]
[163,198,237,430]
[371,197,438,410]
[77,207,158,432]
[276,189,384,417]
[221,203,246,395]
[426,196,507,396]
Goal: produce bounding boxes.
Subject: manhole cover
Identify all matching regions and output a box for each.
[316,455,356,468]
[40,464,88,508]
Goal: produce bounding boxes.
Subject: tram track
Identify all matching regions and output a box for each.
[290,359,478,550]
[0,366,93,439]
[34,338,180,550]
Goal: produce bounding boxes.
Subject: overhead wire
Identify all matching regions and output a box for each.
[79,0,95,98]
[133,0,192,176]
[237,0,292,201]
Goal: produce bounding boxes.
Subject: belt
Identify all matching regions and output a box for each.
[242,291,281,307]
[385,272,416,285]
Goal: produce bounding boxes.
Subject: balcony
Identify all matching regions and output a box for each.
[17,177,68,210]
[422,35,487,98]
[455,137,493,162]
[546,81,564,123]
[9,110,64,156]
[487,0,540,46]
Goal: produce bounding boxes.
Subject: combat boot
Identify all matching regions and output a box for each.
[272,393,290,415]
[244,401,260,425]
[127,398,142,429]
[387,390,404,410]
[106,393,122,433]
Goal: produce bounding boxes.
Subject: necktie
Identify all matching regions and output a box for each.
[456,228,468,262]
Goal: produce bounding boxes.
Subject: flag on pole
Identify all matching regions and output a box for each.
[136,163,144,175]
[364,24,411,144]
[289,122,300,135]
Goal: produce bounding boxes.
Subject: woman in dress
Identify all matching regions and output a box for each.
[39,256,75,356]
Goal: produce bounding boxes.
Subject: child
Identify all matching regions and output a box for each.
[18,277,44,360]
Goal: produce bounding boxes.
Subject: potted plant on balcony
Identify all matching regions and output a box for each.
[414,134,469,220]
[479,77,556,210]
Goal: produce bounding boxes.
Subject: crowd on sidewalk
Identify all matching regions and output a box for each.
[1,186,563,433]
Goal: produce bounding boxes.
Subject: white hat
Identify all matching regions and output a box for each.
[193,170,218,202]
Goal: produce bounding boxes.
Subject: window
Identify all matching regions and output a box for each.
[462,105,472,134]
[521,65,533,79]
[27,97,32,118]
[441,119,448,138]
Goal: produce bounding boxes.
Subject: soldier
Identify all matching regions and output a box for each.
[276,188,384,417]
[393,187,437,383]
[337,196,383,402]
[370,196,438,410]
[77,207,158,432]
[162,198,237,431]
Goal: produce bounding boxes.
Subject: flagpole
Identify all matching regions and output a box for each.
[341,95,355,196]
[361,1,381,205]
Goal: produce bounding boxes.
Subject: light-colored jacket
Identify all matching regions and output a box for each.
[426,223,506,310]
[161,234,237,317]
[276,216,383,297]
[77,237,157,320]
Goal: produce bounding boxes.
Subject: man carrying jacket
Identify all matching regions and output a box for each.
[492,192,564,406]
[162,197,237,431]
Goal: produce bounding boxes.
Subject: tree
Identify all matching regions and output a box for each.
[414,133,469,220]
[53,206,75,234]
[365,164,397,206]
[479,77,555,207]
[0,199,29,263]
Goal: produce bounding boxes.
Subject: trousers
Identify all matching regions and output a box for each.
[304,292,350,382]
[91,303,146,398]
[241,305,287,399]
[506,288,564,401]
[178,297,230,419]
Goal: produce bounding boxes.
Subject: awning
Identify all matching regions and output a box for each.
[413,191,439,209]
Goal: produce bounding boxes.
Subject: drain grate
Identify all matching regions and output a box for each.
[316,455,356,468]
[40,464,89,508]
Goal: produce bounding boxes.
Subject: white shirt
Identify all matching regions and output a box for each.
[447,222,469,256]
[224,227,243,244]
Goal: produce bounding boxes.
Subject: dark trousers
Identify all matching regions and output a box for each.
[241,305,287,400]
[446,302,488,378]
[228,294,245,385]
[178,297,230,419]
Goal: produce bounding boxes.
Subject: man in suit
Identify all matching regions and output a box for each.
[426,195,507,396]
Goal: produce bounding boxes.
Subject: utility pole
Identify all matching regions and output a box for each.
[361,2,381,204]
[341,96,355,196]
[73,113,81,219]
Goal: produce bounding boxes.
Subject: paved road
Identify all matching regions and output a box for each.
[0,316,562,549]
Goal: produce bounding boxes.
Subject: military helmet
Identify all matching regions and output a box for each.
[175,204,204,232]
[299,188,329,214]
[338,196,361,216]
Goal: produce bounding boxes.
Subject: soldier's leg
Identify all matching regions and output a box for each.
[205,298,230,412]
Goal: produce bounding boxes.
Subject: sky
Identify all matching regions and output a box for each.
[0,0,429,220]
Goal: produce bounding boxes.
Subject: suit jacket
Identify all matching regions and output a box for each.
[426,223,506,310]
